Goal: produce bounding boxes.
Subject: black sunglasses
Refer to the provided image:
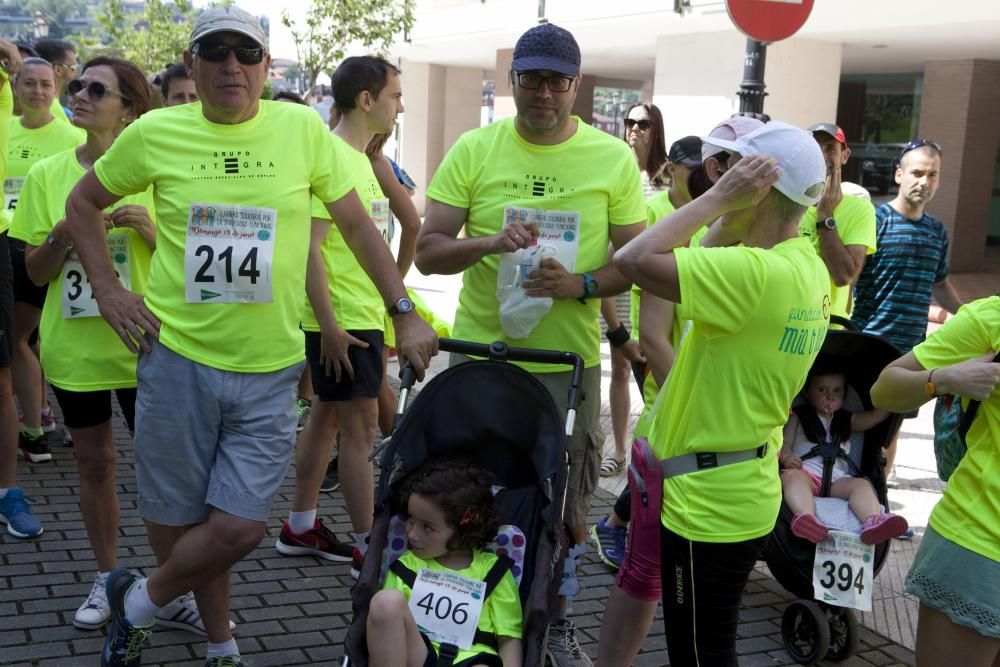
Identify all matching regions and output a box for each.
[624,118,651,131]
[67,78,130,102]
[900,139,942,158]
[193,42,265,65]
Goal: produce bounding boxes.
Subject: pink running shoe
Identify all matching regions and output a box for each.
[791,513,829,543]
[860,512,909,545]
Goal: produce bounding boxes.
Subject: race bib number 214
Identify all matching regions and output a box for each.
[185,203,276,304]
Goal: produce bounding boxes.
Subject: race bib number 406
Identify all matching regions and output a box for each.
[185,203,276,304]
[812,530,874,611]
[408,568,486,650]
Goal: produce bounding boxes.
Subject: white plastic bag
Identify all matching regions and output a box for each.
[496,244,557,339]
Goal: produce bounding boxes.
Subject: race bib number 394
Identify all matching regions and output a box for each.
[408,568,486,650]
[185,203,276,304]
[812,530,874,611]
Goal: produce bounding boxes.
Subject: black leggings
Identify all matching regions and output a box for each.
[614,487,631,522]
[659,525,771,666]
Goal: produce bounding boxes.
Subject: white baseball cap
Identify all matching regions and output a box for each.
[699,121,826,207]
[701,116,765,162]
[190,5,267,49]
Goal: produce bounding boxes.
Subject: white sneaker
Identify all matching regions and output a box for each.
[73,572,110,630]
[155,592,237,636]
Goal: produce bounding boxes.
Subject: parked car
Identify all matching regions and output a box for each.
[848,143,906,195]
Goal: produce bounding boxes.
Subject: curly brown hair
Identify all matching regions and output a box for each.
[402,459,500,553]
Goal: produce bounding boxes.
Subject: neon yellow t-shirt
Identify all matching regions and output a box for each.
[93,101,353,372]
[426,117,645,373]
[2,117,84,232]
[303,132,387,333]
[648,237,830,542]
[798,195,876,319]
[49,97,70,123]
[912,297,1000,563]
[383,549,523,663]
[9,149,154,391]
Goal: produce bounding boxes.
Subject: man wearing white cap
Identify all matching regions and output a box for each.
[615,121,829,665]
[62,6,437,666]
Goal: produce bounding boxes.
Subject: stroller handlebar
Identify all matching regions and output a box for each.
[393,339,586,437]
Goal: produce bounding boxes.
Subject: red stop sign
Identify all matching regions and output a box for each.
[725,0,815,42]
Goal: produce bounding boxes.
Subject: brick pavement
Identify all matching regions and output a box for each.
[1,396,917,667]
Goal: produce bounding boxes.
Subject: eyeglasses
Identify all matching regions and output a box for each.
[55,62,79,73]
[67,78,130,102]
[624,118,651,132]
[193,42,265,65]
[901,139,942,158]
[513,71,574,93]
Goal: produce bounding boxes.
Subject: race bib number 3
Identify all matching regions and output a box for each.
[408,568,486,650]
[62,235,132,319]
[371,198,391,245]
[812,530,874,611]
[185,203,276,304]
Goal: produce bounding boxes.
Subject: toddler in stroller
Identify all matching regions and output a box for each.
[366,460,523,667]
[780,363,909,545]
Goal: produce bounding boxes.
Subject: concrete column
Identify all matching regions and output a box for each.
[399,59,483,214]
[917,59,1000,272]
[652,32,841,143]
[494,48,515,121]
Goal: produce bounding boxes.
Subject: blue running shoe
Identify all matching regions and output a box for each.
[590,516,627,570]
[101,569,152,667]
[0,488,43,538]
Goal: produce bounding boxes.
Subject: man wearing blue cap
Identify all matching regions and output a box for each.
[415,22,646,666]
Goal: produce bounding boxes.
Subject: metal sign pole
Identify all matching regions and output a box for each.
[737,38,769,119]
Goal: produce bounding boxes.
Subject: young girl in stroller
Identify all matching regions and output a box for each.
[366,460,523,667]
[780,364,909,545]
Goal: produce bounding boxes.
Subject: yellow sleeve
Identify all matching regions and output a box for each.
[837,196,877,254]
[608,150,646,225]
[9,162,54,245]
[93,119,149,197]
[913,298,997,371]
[426,133,473,209]
[309,121,353,205]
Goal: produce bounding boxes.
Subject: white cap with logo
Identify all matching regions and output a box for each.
[700,121,826,207]
[190,5,267,49]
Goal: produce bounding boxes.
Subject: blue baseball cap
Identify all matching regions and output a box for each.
[511,23,581,77]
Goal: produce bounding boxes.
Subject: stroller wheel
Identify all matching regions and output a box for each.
[825,607,859,662]
[781,600,831,664]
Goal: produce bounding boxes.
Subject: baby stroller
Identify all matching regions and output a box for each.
[342,339,585,667]
[764,317,903,664]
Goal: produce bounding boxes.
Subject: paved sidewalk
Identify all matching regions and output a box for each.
[1,360,917,666]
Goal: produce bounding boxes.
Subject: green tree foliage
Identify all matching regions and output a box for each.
[282,0,416,92]
[97,0,197,73]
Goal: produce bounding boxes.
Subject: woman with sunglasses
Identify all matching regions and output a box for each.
[599,102,670,479]
[4,57,84,464]
[10,56,166,633]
